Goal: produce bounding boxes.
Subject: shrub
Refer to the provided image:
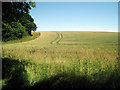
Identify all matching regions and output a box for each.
[10,21,28,38]
[2,21,28,41]
[2,22,13,41]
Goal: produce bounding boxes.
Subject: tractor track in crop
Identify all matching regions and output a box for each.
[50,32,63,44]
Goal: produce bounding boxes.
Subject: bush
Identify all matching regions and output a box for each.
[10,21,28,37]
[2,21,28,41]
[2,22,13,41]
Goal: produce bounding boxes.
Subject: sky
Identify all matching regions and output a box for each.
[30,2,118,32]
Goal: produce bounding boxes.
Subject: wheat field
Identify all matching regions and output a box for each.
[2,31,120,88]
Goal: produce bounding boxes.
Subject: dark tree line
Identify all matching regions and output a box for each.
[2,1,37,41]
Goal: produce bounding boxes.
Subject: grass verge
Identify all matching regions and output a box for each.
[2,32,40,44]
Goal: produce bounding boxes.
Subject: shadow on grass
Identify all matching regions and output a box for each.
[32,73,91,88]
[2,58,29,89]
[31,72,120,89]
[2,57,120,89]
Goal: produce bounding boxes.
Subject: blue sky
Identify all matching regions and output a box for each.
[30,2,118,32]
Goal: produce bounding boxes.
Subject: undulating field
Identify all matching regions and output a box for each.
[2,31,120,88]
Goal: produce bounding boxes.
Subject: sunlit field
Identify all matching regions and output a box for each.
[2,31,120,88]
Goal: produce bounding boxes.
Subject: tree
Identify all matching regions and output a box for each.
[20,13,37,36]
[2,2,36,22]
[2,1,37,41]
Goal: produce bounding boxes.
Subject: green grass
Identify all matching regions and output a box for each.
[2,31,120,88]
[2,31,40,45]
